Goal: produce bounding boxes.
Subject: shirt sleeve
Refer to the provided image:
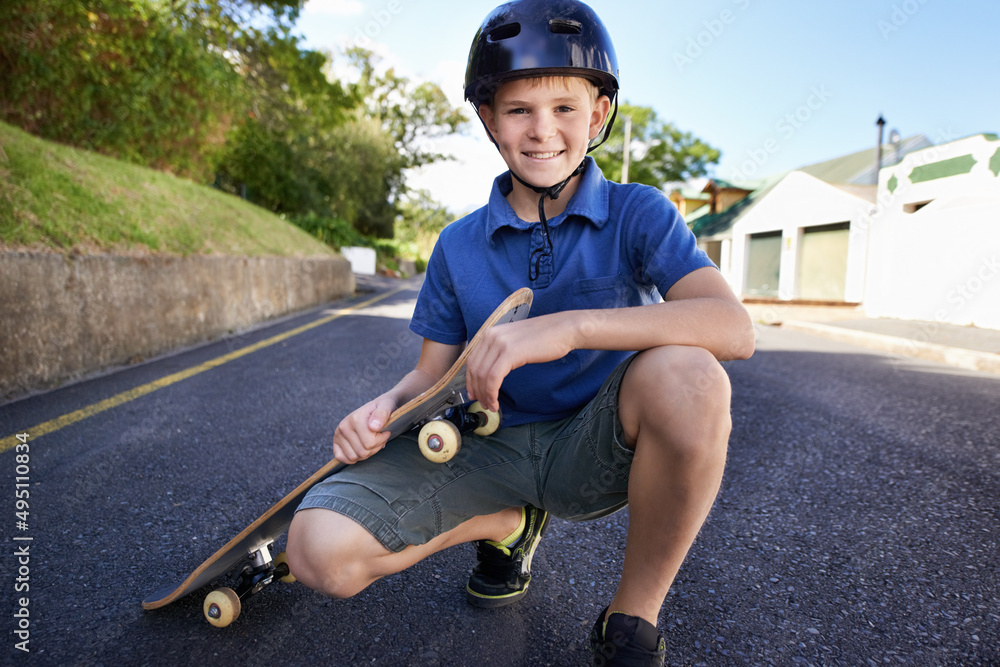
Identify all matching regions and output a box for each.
[624,187,716,296]
[409,230,468,345]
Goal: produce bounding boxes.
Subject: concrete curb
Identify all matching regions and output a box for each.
[0,252,355,400]
[781,320,1000,376]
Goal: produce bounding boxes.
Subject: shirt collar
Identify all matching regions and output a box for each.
[485,156,610,244]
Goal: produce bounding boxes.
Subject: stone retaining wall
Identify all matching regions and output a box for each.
[0,252,354,400]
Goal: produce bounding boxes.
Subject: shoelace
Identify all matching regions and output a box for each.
[473,540,521,579]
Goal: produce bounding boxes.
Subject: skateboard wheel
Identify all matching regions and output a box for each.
[468,401,501,436]
[418,420,461,463]
[204,587,241,628]
[275,551,297,584]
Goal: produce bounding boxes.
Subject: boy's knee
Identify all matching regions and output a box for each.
[629,345,731,408]
[621,346,732,451]
[286,510,374,599]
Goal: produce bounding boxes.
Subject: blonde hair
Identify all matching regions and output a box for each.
[487,75,601,108]
[523,76,600,104]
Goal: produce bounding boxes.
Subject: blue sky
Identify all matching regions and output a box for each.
[295,0,1000,213]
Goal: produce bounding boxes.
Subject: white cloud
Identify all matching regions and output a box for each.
[432,59,470,109]
[407,133,508,214]
[321,36,395,84]
[303,0,365,17]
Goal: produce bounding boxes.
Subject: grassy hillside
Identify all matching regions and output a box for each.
[0,121,336,257]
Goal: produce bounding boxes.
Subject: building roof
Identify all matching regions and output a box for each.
[831,183,878,203]
[690,175,782,238]
[690,135,930,239]
[702,178,757,193]
[798,134,931,185]
[683,203,712,223]
[670,187,710,201]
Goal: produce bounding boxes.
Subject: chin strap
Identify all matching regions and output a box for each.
[513,159,587,282]
[591,94,619,153]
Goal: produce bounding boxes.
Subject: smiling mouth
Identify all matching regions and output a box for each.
[524,150,565,160]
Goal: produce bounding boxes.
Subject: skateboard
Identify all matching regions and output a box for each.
[141,287,533,627]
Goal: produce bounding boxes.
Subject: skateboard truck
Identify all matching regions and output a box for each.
[416,400,501,463]
[203,541,295,628]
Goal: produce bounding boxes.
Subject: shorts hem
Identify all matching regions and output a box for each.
[295,493,409,554]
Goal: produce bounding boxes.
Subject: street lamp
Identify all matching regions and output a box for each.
[875,115,886,185]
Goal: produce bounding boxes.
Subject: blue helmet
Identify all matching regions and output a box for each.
[464,0,620,108]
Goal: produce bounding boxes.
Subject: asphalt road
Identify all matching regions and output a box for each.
[2,278,998,666]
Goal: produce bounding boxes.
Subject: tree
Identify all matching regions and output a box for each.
[325,117,404,237]
[247,46,467,238]
[212,31,409,237]
[212,28,358,213]
[592,102,720,187]
[0,0,248,180]
[395,189,453,257]
[345,47,468,171]
[164,0,303,52]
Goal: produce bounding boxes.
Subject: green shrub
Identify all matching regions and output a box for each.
[0,0,244,182]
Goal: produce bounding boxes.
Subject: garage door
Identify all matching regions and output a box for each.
[745,231,782,297]
[798,222,849,301]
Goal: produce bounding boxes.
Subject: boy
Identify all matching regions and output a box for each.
[287,1,755,664]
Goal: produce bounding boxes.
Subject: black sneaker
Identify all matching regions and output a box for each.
[590,607,666,667]
[466,506,549,608]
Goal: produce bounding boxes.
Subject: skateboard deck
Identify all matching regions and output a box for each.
[142,287,533,624]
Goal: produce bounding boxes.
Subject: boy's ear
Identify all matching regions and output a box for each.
[589,95,613,141]
[477,105,500,145]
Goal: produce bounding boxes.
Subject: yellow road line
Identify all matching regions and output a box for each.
[0,286,411,454]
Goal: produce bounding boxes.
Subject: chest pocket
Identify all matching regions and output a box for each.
[573,273,629,309]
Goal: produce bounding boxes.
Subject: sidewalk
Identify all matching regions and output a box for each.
[743,301,1000,376]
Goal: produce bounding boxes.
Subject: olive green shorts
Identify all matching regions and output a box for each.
[296,355,637,553]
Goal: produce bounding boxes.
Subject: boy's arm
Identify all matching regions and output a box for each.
[575,266,757,359]
[465,267,755,412]
[333,338,462,464]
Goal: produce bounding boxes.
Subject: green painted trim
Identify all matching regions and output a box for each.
[887,174,898,194]
[989,148,1000,177]
[909,154,977,183]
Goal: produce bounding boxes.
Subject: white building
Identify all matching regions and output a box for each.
[691,133,1000,331]
[691,135,929,304]
[728,171,875,303]
[863,134,1000,329]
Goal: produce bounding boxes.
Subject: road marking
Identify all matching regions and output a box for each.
[0,286,411,454]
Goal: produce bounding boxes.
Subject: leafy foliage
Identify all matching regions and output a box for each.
[0,0,248,181]
[217,45,466,238]
[213,30,356,212]
[394,189,454,261]
[346,47,468,170]
[166,0,303,43]
[291,213,367,249]
[593,102,721,187]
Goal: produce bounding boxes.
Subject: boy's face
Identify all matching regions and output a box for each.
[479,76,611,189]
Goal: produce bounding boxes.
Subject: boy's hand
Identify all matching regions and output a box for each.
[466,315,575,412]
[332,396,397,464]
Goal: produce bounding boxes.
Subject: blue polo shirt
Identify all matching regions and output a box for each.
[410,157,714,426]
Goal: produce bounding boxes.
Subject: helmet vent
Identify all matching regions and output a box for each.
[549,18,583,35]
[487,22,521,42]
